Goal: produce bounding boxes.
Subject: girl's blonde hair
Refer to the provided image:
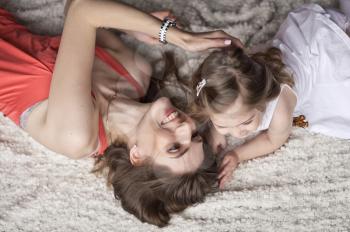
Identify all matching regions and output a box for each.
[192,46,294,120]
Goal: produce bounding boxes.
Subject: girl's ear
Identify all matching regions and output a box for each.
[129,145,146,166]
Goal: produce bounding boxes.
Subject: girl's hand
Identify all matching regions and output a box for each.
[181,30,243,52]
[208,123,227,154]
[125,10,176,44]
[218,150,239,189]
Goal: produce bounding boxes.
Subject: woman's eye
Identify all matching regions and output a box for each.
[168,143,180,153]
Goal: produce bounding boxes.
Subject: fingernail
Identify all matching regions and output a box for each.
[224,40,232,45]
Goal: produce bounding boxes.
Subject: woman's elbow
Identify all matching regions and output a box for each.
[54,134,96,159]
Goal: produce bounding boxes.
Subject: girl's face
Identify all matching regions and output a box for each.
[134,97,205,175]
[209,95,263,138]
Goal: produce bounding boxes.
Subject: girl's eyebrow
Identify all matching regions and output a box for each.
[237,114,255,126]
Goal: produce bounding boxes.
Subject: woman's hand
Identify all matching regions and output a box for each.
[218,150,239,189]
[126,11,244,52]
[180,30,244,52]
[125,10,176,44]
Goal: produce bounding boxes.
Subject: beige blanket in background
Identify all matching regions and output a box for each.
[1,0,350,231]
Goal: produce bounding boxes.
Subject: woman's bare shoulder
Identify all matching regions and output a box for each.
[24,99,100,159]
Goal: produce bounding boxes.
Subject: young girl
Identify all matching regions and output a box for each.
[192,3,350,188]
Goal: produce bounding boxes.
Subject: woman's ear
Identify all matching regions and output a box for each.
[129,145,146,166]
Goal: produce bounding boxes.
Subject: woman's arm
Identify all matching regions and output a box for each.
[30,0,185,158]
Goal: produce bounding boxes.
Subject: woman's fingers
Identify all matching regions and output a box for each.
[187,38,231,51]
[202,30,244,48]
[151,10,176,20]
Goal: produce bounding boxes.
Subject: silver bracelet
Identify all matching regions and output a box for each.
[159,17,177,44]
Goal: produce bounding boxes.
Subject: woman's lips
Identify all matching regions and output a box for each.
[161,110,179,126]
[165,108,176,117]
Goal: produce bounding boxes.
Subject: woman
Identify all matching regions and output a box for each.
[0,0,239,226]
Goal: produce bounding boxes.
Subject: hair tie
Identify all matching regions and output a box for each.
[196,79,207,97]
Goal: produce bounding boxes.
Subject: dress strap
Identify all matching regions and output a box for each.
[95,47,144,98]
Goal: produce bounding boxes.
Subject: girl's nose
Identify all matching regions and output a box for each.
[240,130,249,137]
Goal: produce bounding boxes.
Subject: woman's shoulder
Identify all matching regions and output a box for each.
[24,99,101,159]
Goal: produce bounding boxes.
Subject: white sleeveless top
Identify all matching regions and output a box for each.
[256,84,296,131]
[265,4,350,139]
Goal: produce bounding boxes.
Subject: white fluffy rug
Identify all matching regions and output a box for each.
[1,0,350,231]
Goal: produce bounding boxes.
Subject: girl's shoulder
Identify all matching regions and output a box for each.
[256,84,296,132]
[269,85,297,132]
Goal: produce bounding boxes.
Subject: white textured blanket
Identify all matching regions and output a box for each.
[1,0,350,231]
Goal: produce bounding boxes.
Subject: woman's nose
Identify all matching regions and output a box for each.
[175,122,192,145]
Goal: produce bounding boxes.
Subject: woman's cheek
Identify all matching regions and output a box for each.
[216,127,228,136]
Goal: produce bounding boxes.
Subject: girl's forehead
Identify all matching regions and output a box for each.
[212,95,251,118]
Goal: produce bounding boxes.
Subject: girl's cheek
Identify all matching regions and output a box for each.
[228,128,240,138]
[251,120,260,131]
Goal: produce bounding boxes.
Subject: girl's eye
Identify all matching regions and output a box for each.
[168,143,181,153]
[242,120,253,125]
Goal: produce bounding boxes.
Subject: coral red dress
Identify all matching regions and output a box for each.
[0,8,144,155]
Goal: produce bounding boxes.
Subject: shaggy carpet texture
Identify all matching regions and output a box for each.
[1,0,350,231]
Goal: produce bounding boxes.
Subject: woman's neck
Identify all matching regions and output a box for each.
[102,97,150,148]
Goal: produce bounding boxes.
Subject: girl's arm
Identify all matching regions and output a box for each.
[218,87,296,188]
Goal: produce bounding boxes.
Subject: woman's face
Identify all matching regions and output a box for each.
[133,97,205,175]
[210,96,262,138]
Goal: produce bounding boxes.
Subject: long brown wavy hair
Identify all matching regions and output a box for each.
[92,140,217,227]
[192,46,294,120]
